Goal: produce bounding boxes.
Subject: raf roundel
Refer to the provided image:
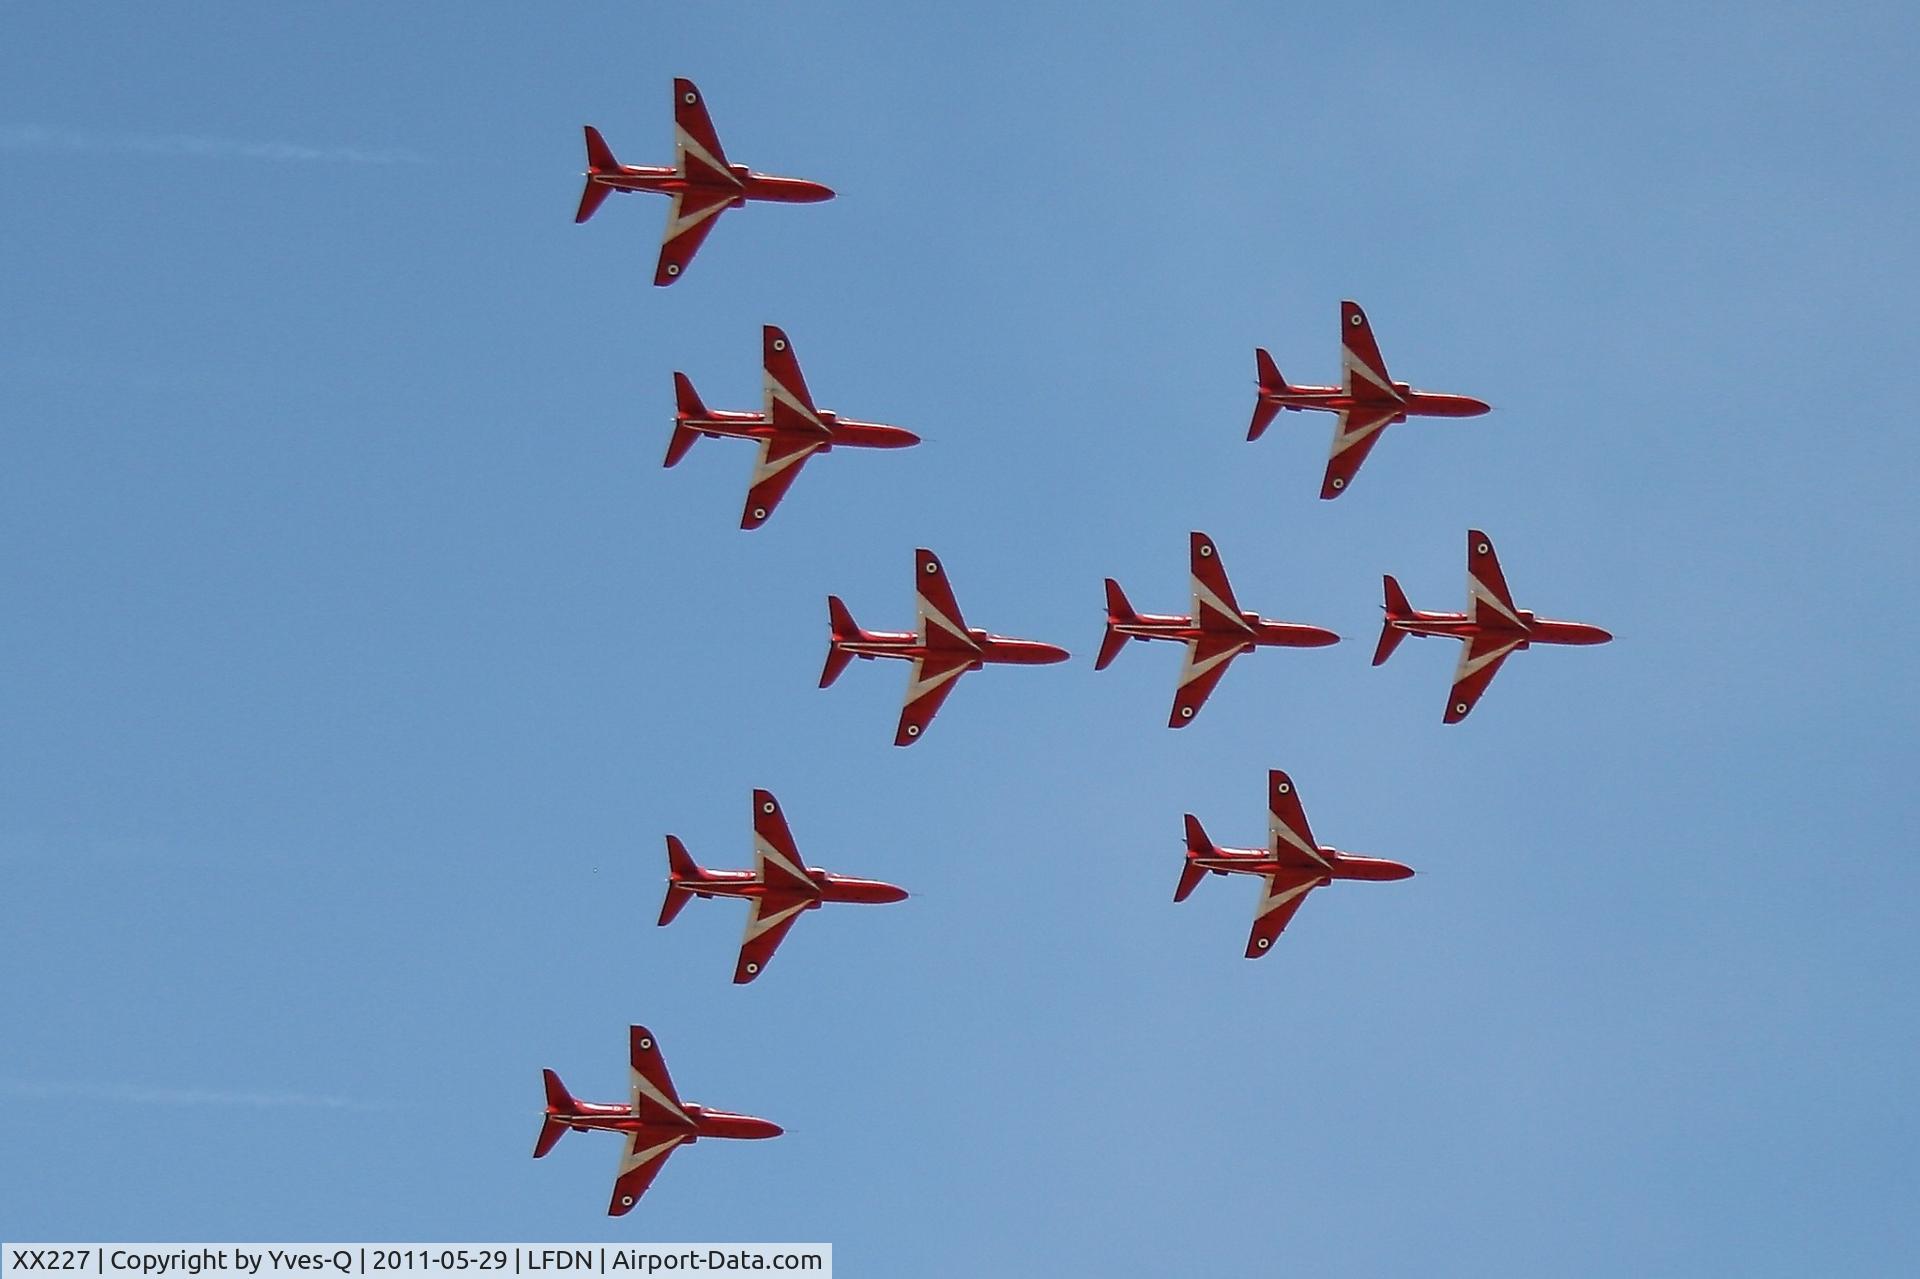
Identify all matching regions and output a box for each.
[1330,477,1345,489]
[1257,937,1271,949]
[762,800,776,815]
[772,338,786,352]
[1179,706,1194,719]
[924,560,939,574]
[622,1196,635,1207]
[752,506,767,520]
[665,263,680,276]
[1455,702,1468,715]
[905,724,920,737]
[637,1037,652,1051]
[745,962,759,975]
[1277,781,1291,795]
[682,91,697,105]
[1477,541,1490,554]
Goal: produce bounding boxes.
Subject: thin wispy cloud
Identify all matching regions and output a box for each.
[0,125,420,165]
[0,1078,387,1111]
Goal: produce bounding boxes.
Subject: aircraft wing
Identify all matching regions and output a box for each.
[895,648,974,745]
[607,1130,688,1216]
[1170,632,1250,727]
[672,78,736,184]
[1267,769,1331,871]
[752,790,816,894]
[1340,300,1397,399]
[734,891,812,984]
[653,188,733,286]
[762,326,829,436]
[1465,529,1523,627]
[1444,631,1525,723]
[1188,532,1251,632]
[628,1025,692,1127]
[741,433,826,529]
[1245,870,1321,957]
[1319,404,1399,499]
[914,549,977,651]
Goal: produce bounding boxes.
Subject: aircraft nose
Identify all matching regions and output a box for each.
[798,180,836,202]
[1031,642,1072,664]
[880,884,910,904]
[1587,625,1614,645]
[1464,396,1493,416]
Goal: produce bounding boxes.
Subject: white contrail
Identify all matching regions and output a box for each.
[0,124,420,165]
[0,1078,387,1111]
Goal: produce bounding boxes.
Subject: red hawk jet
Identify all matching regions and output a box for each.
[1376,529,1613,723]
[534,1025,781,1216]
[575,78,835,286]
[1096,532,1339,727]
[822,549,1070,745]
[1178,769,1413,957]
[669,325,919,529]
[660,789,908,984]
[1248,300,1491,499]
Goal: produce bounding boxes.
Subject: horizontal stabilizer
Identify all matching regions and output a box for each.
[1095,579,1135,671]
[1374,575,1411,666]
[1176,815,1214,902]
[1249,348,1285,440]
[821,596,860,687]
[535,1068,577,1157]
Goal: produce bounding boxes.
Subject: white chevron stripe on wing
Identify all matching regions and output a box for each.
[620,1132,687,1174]
[752,832,814,889]
[1268,811,1330,869]
[915,597,979,651]
[763,374,828,434]
[675,127,741,187]
[629,1073,690,1126]
[1467,573,1523,627]
[1452,636,1523,686]
[1255,875,1316,921]
[742,895,811,944]
[1178,639,1249,689]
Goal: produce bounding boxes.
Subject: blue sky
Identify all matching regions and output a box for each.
[3,2,1917,1273]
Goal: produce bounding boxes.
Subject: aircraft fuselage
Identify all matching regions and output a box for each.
[681,867,908,907]
[587,163,835,205]
[554,1100,783,1142]
[1387,609,1613,647]
[1258,383,1491,419]
[677,408,920,452]
[1111,611,1339,649]
[1191,846,1415,883]
[835,629,1070,667]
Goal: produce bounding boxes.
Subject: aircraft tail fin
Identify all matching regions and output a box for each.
[1176,815,1215,902]
[665,373,708,467]
[821,595,864,687]
[1095,579,1137,671]
[659,835,707,926]
[535,1069,577,1158]
[1249,348,1287,441]
[575,128,620,224]
[1373,575,1411,667]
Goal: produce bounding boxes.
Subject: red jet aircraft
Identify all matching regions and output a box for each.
[660,789,908,984]
[1179,769,1413,957]
[1376,529,1613,723]
[1248,300,1491,499]
[1097,532,1339,727]
[822,549,1070,745]
[669,325,920,529]
[535,1025,781,1216]
[575,78,835,286]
